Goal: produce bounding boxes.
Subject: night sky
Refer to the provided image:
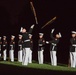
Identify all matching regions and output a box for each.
[0,0,76,65]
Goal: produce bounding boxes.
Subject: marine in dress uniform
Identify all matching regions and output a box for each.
[38,33,45,64]
[46,29,61,66]
[0,37,2,59]
[28,34,33,63]
[9,35,15,62]
[20,24,35,65]
[18,34,23,62]
[2,36,7,61]
[70,31,76,68]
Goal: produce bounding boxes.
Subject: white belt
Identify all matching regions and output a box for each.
[24,40,30,42]
[19,45,22,46]
[3,45,6,46]
[39,44,43,46]
[52,43,56,51]
[72,44,76,47]
[10,45,13,46]
[72,44,76,52]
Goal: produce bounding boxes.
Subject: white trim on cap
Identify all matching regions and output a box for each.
[3,36,6,38]
[11,35,15,38]
[72,31,76,34]
[19,34,22,37]
[39,33,44,36]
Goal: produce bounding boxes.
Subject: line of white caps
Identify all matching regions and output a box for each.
[0,35,22,39]
[0,36,6,39]
[0,31,75,39]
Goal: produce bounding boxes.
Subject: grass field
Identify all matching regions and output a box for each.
[0,60,76,72]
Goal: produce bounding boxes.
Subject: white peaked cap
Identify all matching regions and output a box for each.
[0,37,1,39]
[72,31,76,34]
[19,34,22,37]
[11,35,15,38]
[29,34,32,36]
[59,32,62,37]
[39,33,44,36]
[3,36,6,38]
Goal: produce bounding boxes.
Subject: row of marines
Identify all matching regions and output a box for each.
[0,24,76,68]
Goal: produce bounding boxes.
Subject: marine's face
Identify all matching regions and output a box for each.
[39,35,43,38]
[11,37,14,40]
[56,34,60,39]
[19,36,22,39]
[22,28,26,33]
[3,38,6,40]
[72,34,76,38]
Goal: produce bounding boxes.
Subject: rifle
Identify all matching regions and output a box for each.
[41,16,56,29]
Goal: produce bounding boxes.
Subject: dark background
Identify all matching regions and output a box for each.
[0,0,76,65]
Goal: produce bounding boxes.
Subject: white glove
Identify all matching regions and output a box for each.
[31,24,35,29]
[46,41,49,44]
[51,29,55,33]
[59,32,62,38]
[20,27,23,32]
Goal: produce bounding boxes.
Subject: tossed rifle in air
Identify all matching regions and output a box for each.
[30,2,38,24]
[41,16,56,29]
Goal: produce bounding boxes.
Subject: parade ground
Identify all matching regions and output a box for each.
[0,60,76,75]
